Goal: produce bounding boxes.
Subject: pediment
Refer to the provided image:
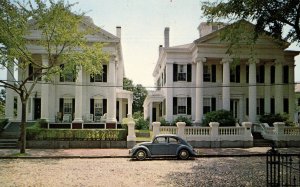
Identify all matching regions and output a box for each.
[194,21,289,49]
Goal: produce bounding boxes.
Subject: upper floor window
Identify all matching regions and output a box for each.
[283,65,289,83]
[257,65,265,83]
[257,98,264,115]
[270,65,275,84]
[90,65,107,83]
[173,64,191,82]
[28,63,42,81]
[230,65,240,83]
[60,64,75,82]
[204,65,216,82]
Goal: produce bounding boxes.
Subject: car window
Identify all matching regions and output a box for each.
[169,137,179,144]
[154,137,167,144]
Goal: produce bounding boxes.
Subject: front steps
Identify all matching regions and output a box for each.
[0,139,18,149]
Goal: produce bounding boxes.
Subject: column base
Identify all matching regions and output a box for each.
[72,119,83,129]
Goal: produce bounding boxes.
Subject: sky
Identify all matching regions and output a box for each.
[1,0,300,88]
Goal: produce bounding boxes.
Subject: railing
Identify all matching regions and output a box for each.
[261,123,300,141]
[185,127,210,136]
[159,126,177,135]
[153,122,253,143]
[266,147,300,187]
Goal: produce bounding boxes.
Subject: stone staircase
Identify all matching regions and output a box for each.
[253,132,274,147]
[0,139,18,149]
[0,122,19,149]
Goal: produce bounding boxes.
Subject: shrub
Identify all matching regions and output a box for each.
[132,111,149,130]
[35,119,48,128]
[159,117,168,126]
[26,129,127,141]
[173,116,192,126]
[202,110,236,126]
[259,113,290,126]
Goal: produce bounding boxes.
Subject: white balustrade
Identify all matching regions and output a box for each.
[159,126,177,135]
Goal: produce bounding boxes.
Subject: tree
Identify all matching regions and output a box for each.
[201,0,300,49]
[0,0,109,153]
[0,89,5,117]
[123,77,148,113]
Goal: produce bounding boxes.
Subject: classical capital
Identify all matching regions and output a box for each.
[248,58,259,64]
[221,58,233,64]
[195,57,206,64]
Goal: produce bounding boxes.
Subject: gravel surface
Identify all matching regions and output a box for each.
[0,157,266,187]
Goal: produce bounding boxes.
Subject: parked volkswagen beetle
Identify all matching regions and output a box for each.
[129,134,197,160]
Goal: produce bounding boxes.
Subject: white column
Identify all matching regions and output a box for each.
[106,57,117,124]
[289,65,295,121]
[275,59,283,114]
[195,57,206,123]
[128,94,133,117]
[165,63,173,122]
[41,55,51,122]
[149,102,153,126]
[249,59,258,123]
[264,63,271,114]
[73,67,83,123]
[222,58,232,111]
[5,61,15,121]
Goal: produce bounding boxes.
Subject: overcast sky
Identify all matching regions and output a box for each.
[1,0,299,88]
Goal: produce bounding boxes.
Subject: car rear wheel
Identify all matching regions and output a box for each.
[135,149,147,161]
[178,149,190,160]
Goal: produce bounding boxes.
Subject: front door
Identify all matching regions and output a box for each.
[230,99,239,120]
[152,108,156,122]
[34,98,41,120]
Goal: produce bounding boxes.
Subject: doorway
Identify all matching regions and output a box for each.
[230,99,239,119]
[34,98,41,120]
[152,108,157,122]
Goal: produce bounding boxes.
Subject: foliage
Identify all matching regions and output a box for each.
[173,116,192,126]
[259,113,291,126]
[202,110,236,126]
[133,111,149,130]
[0,89,5,117]
[34,119,48,128]
[26,128,127,141]
[201,0,300,45]
[0,118,8,131]
[159,117,168,126]
[123,77,147,113]
[0,0,109,153]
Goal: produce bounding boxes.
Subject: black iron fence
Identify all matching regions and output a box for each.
[267,146,300,186]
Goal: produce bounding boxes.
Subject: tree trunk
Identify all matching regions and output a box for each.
[19,98,27,154]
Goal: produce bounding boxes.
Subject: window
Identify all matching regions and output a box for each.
[178,65,186,81]
[173,64,191,82]
[257,98,264,115]
[203,65,211,82]
[298,98,300,106]
[230,65,240,83]
[177,97,187,114]
[28,63,42,81]
[257,65,265,83]
[164,67,166,85]
[270,65,275,84]
[270,98,275,114]
[169,137,179,144]
[60,64,75,82]
[154,137,167,144]
[284,98,289,113]
[63,98,73,114]
[246,98,249,115]
[90,65,107,82]
[203,98,211,114]
[204,65,216,82]
[94,99,103,117]
[283,65,289,83]
[13,96,18,117]
[246,65,249,83]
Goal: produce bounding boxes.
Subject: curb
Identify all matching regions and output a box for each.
[0,154,269,159]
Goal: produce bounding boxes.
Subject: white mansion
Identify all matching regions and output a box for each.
[144,22,299,125]
[5,17,133,126]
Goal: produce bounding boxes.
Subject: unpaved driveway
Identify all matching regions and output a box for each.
[0,157,266,187]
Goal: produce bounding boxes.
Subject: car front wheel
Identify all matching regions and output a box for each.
[178,149,190,160]
[135,149,147,160]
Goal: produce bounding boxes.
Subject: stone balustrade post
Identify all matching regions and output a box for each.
[242,122,253,141]
[152,122,161,137]
[176,122,186,139]
[209,122,220,147]
[273,122,285,141]
[127,121,136,141]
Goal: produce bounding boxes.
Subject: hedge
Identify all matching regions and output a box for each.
[26,128,127,141]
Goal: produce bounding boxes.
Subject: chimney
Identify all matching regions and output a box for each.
[164,27,169,47]
[116,26,121,38]
[159,45,163,55]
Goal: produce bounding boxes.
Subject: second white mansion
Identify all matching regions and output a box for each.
[144,22,299,125]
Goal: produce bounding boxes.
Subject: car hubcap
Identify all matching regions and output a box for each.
[138,151,145,158]
[181,151,187,157]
